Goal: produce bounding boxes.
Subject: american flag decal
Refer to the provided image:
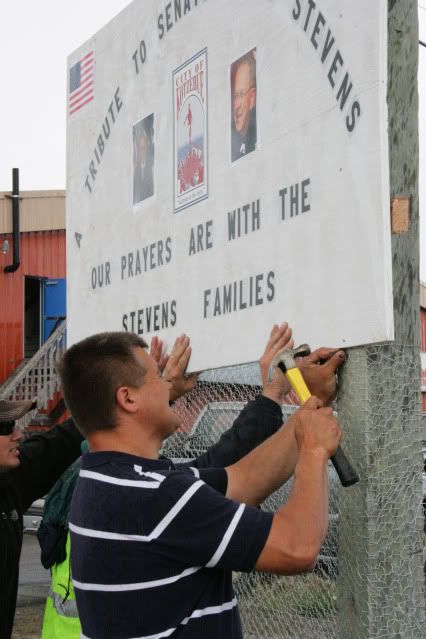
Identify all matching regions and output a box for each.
[69,51,94,115]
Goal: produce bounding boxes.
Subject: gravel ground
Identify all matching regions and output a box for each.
[12,535,50,639]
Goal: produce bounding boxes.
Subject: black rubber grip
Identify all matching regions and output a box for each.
[330,446,359,487]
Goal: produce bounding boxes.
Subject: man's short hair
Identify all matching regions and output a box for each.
[235,51,256,90]
[58,332,148,436]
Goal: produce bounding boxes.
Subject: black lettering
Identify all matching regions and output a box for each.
[301,178,310,213]
[346,100,361,132]
[328,50,343,89]
[137,309,144,334]
[115,87,123,113]
[292,0,301,20]
[184,0,191,12]
[255,274,263,305]
[91,267,96,289]
[146,307,152,332]
[154,305,160,331]
[130,311,136,332]
[223,284,232,313]
[252,200,260,231]
[97,134,105,156]
[233,282,237,311]
[158,13,165,39]
[108,101,116,124]
[132,50,139,74]
[214,289,221,316]
[170,300,177,326]
[290,183,299,217]
[165,3,173,31]
[304,0,316,32]
[321,30,335,63]
[135,250,141,276]
[102,116,111,140]
[267,271,275,302]
[242,204,250,234]
[197,224,204,251]
[189,229,196,255]
[122,314,128,331]
[249,275,253,306]
[94,147,100,165]
[89,161,97,180]
[157,241,164,266]
[162,302,169,327]
[150,243,156,269]
[139,40,146,64]
[85,176,92,194]
[239,280,247,310]
[121,255,126,280]
[128,252,134,277]
[279,187,288,220]
[204,289,211,318]
[228,209,237,240]
[337,72,353,110]
[165,237,172,262]
[206,220,213,249]
[174,0,182,21]
[311,12,325,49]
[143,246,149,271]
[105,262,111,285]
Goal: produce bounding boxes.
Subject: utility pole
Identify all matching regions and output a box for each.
[336,1,425,637]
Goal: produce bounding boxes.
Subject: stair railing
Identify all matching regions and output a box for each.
[0,320,67,429]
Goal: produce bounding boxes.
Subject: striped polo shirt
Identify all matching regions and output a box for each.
[69,451,273,639]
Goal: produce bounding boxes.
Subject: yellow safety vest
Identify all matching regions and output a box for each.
[41,533,81,638]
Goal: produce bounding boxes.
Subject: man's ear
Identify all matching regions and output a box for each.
[116,387,139,414]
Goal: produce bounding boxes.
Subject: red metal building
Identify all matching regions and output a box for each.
[0,189,66,384]
[421,282,426,413]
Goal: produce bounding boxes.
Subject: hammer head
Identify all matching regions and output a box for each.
[267,344,311,382]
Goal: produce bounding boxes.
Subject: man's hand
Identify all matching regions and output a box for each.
[161,334,198,402]
[149,336,169,372]
[293,396,341,458]
[297,348,345,406]
[260,323,294,404]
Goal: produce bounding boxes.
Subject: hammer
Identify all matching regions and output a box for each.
[269,344,359,488]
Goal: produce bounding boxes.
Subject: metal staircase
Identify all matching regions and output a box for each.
[0,320,67,429]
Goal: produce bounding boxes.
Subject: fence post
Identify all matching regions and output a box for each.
[336,1,425,637]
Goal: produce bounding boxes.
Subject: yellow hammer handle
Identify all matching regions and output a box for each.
[285,368,312,404]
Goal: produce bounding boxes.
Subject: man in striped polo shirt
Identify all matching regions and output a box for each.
[60,331,341,639]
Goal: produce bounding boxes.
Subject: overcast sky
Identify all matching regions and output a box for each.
[0,1,424,280]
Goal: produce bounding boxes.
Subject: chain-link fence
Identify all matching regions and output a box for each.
[161,359,426,638]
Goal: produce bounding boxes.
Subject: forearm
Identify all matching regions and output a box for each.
[226,418,298,505]
[255,448,329,574]
[277,450,329,554]
[190,395,283,469]
[17,419,83,510]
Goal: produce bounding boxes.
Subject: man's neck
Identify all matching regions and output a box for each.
[88,426,161,460]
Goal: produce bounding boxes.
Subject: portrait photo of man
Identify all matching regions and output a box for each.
[133,114,154,205]
[231,48,257,163]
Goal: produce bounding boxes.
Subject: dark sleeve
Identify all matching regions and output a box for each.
[174,465,228,495]
[155,471,273,573]
[187,395,283,469]
[14,418,84,511]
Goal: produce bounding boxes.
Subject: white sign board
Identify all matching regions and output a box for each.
[66,0,393,371]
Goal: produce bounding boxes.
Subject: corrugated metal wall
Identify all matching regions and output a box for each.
[0,230,66,383]
[421,307,426,413]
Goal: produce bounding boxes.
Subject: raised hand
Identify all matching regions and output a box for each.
[260,323,294,404]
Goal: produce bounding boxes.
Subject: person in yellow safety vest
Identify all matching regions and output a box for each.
[38,448,84,639]
[41,532,80,637]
